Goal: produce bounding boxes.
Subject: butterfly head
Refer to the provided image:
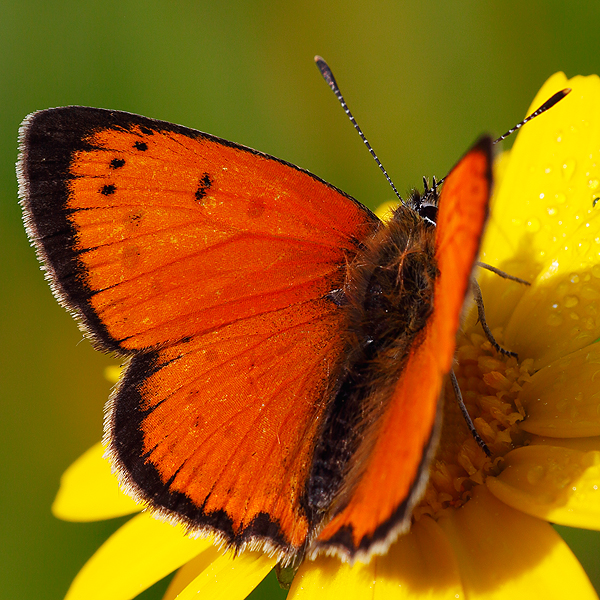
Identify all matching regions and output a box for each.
[397,176,440,227]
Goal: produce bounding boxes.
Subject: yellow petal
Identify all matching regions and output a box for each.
[479,73,600,340]
[375,200,400,222]
[518,343,600,437]
[65,512,213,600]
[504,236,600,369]
[52,442,141,521]
[487,439,600,530]
[162,547,222,599]
[289,517,463,600]
[438,485,598,599]
[104,364,123,383]
[289,554,374,600]
[167,550,276,600]
[372,517,464,599]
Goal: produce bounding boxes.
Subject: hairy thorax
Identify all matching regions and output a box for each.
[306,198,439,522]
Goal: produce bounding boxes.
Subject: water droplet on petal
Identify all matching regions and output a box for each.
[527,465,545,484]
[547,313,563,327]
[555,398,568,412]
[577,241,591,256]
[582,285,600,300]
[562,159,576,180]
[564,295,579,308]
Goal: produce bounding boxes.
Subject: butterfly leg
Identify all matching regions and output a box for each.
[476,261,531,286]
[449,369,491,456]
[470,278,519,358]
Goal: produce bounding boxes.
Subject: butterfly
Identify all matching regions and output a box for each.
[17,86,491,564]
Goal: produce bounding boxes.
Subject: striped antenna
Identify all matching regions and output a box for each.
[315,56,404,204]
[434,88,571,188]
[494,88,571,144]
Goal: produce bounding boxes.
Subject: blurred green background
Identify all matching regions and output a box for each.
[1,1,599,598]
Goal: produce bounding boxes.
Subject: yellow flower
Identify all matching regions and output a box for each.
[54,73,600,599]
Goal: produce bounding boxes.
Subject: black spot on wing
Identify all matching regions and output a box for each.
[195,172,212,201]
[110,158,125,169]
[101,184,116,195]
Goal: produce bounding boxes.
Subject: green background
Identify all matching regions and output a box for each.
[1,1,599,599]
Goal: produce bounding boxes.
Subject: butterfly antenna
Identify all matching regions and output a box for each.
[315,56,404,204]
[494,87,571,144]
[435,87,571,188]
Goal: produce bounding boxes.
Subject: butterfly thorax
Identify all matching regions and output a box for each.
[305,203,438,524]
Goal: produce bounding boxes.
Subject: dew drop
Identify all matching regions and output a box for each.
[592,265,600,279]
[526,217,541,232]
[555,192,567,204]
[564,295,579,308]
[589,179,600,191]
[547,206,557,216]
[570,273,580,284]
[556,398,569,412]
[581,285,600,300]
[577,241,591,256]
[527,465,545,484]
[547,313,564,327]
[562,159,576,180]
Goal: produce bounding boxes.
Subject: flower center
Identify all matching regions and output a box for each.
[413,326,534,521]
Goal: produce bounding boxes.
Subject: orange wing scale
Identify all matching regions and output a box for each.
[314,140,491,558]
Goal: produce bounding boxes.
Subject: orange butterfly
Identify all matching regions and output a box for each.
[17,80,491,564]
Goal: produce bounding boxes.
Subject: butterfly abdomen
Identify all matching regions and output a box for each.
[305,204,438,521]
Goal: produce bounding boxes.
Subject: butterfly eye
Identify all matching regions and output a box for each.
[418,203,438,225]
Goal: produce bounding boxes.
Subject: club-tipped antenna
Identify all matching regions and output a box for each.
[315,56,404,204]
[434,87,572,189]
[494,88,571,144]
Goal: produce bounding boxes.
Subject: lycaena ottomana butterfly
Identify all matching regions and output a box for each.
[17,57,569,564]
